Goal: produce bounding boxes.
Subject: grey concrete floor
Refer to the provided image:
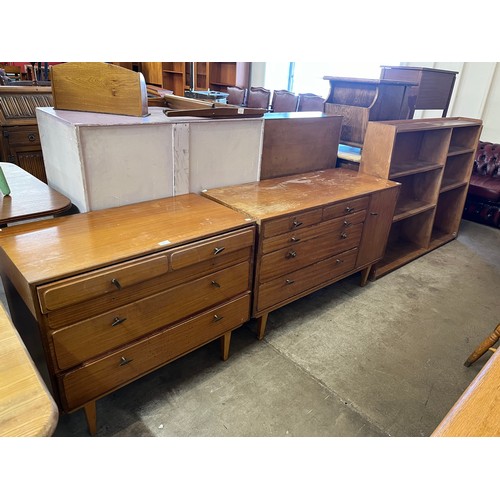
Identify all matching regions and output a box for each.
[2,219,499,438]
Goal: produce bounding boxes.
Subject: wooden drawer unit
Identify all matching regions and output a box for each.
[202,169,400,339]
[0,194,255,435]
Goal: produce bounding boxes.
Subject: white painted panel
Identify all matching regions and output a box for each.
[36,108,88,211]
[172,123,190,196]
[188,119,263,193]
[79,124,174,211]
[480,64,500,142]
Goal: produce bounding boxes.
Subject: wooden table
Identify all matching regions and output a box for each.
[0,162,72,225]
[0,302,58,436]
[432,347,500,437]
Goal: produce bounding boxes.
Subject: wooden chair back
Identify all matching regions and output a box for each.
[271,89,298,112]
[247,86,271,109]
[226,86,247,106]
[297,93,325,112]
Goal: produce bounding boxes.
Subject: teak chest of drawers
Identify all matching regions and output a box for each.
[202,169,401,339]
[0,194,255,435]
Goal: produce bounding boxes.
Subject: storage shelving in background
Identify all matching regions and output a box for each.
[360,117,482,279]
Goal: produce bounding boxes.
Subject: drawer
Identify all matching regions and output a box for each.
[259,222,363,283]
[51,261,251,370]
[38,253,170,313]
[59,293,251,411]
[256,248,358,313]
[6,128,41,146]
[261,208,323,238]
[170,228,254,270]
[261,211,365,254]
[323,196,369,221]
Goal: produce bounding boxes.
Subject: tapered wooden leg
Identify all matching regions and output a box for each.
[360,266,371,287]
[83,401,97,436]
[220,331,232,361]
[256,313,268,340]
[464,323,500,367]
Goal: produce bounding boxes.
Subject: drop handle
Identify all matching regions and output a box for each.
[213,314,224,322]
[112,316,127,326]
[292,220,303,228]
[286,250,297,258]
[119,356,133,366]
[211,280,221,288]
[213,246,225,255]
[343,220,352,227]
[111,278,122,290]
[285,279,295,285]
[291,236,301,242]
[340,232,348,239]
[370,212,379,216]
[336,259,344,264]
[345,207,354,213]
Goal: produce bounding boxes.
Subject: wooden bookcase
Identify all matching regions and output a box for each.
[208,62,250,92]
[359,117,482,279]
[161,62,187,96]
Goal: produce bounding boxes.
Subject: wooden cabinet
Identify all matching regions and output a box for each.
[0,86,52,182]
[359,117,482,279]
[208,62,250,92]
[380,66,458,118]
[0,194,255,435]
[202,169,400,339]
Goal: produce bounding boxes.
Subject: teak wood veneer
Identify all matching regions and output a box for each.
[0,194,255,435]
[202,169,401,339]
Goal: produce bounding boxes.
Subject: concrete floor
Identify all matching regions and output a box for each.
[2,219,499,437]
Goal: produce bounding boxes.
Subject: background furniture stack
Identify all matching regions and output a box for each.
[359,116,482,279]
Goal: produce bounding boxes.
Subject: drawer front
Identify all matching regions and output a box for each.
[7,128,41,146]
[259,222,363,283]
[261,208,323,238]
[59,293,251,411]
[170,228,254,270]
[38,254,170,313]
[51,261,251,370]
[261,211,365,254]
[323,196,369,221]
[256,248,358,313]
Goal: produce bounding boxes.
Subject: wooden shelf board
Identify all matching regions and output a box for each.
[163,70,183,75]
[447,146,475,157]
[371,240,428,279]
[429,229,456,250]
[390,161,443,179]
[440,179,467,193]
[393,201,435,222]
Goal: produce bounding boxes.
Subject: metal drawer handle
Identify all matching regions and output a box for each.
[340,232,348,239]
[291,236,301,242]
[119,356,133,366]
[343,220,352,227]
[345,206,354,213]
[213,314,224,322]
[27,133,36,142]
[336,259,344,264]
[285,279,295,285]
[213,246,225,255]
[292,220,303,228]
[286,250,297,258]
[112,316,127,326]
[211,280,221,288]
[370,212,379,216]
[111,278,122,290]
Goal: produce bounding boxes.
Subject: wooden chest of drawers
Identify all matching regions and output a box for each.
[0,194,255,434]
[202,169,400,339]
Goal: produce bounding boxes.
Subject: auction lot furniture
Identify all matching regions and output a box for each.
[359,117,482,279]
[380,65,458,119]
[0,161,72,225]
[202,169,400,339]
[0,194,255,435]
[323,76,415,147]
[0,86,53,182]
[0,302,58,436]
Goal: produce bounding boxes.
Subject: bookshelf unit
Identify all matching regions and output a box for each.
[360,117,482,279]
[161,62,187,96]
[208,62,250,92]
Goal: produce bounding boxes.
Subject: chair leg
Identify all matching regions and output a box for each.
[464,323,500,367]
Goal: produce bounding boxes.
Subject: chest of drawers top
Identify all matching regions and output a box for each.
[202,169,399,222]
[0,193,254,286]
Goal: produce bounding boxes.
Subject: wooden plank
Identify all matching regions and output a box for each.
[51,62,148,117]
